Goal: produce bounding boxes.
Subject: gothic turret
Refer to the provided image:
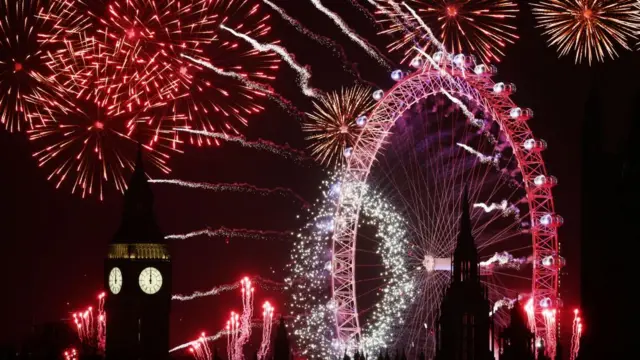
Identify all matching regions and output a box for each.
[435,186,493,360]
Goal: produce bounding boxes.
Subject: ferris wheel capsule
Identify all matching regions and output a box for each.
[391,70,405,81]
[493,82,517,95]
[534,175,558,187]
[373,90,384,101]
[542,255,566,268]
[509,107,534,121]
[453,54,466,67]
[356,115,367,127]
[410,57,425,68]
[432,51,445,63]
[474,64,497,76]
[540,213,563,227]
[523,139,547,152]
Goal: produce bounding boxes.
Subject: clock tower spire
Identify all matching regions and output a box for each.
[105,145,172,360]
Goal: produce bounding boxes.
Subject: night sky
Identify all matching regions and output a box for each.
[1,0,639,350]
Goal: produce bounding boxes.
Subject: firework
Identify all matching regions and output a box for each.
[220,24,317,98]
[378,0,519,64]
[149,179,309,207]
[258,302,275,360]
[309,0,391,69]
[189,333,212,360]
[234,278,255,359]
[172,281,241,301]
[570,309,583,360]
[177,128,309,163]
[531,0,640,65]
[0,0,69,132]
[71,292,107,355]
[302,85,375,167]
[165,227,290,242]
[27,92,173,200]
[473,200,520,217]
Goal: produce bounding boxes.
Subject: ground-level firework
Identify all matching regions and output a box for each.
[288,47,562,358]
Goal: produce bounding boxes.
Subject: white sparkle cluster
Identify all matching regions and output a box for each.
[287,173,414,358]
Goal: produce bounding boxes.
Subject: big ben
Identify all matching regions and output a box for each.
[104,147,171,360]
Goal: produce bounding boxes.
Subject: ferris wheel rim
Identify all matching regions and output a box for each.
[330,61,560,353]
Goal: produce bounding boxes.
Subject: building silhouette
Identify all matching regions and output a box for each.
[434,188,493,360]
[104,146,172,360]
[498,300,534,360]
[272,317,291,360]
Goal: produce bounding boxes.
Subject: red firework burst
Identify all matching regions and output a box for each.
[377,0,519,64]
[27,91,175,200]
[0,0,70,132]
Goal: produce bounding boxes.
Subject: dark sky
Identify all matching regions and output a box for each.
[1,0,638,350]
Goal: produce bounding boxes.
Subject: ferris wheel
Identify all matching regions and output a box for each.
[289,50,563,359]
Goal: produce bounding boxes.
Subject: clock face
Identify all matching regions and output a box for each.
[139,267,163,294]
[109,267,123,294]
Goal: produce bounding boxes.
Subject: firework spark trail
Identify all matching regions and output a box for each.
[440,89,484,127]
[170,329,231,353]
[403,2,446,53]
[309,0,391,69]
[480,252,529,269]
[220,25,318,98]
[165,227,290,242]
[189,333,212,360]
[570,309,583,360]
[71,292,107,352]
[456,143,498,165]
[524,298,536,333]
[490,297,518,316]
[473,200,520,216]
[258,302,274,360]
[97,293,106,352]
[235,278,255,360]
[177,128,308,163]
[180,54,300,116]
[543,309,558,359]
[346,0,379,26]
[261,1,376,88]
[172,282,240,301]
[149,179,309,207]
[227,313,239,360]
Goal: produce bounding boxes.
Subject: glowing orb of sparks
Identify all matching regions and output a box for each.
[531,0,640,65]
[94,121,105,130]
[303,85,376,168]
[14,62,23,72]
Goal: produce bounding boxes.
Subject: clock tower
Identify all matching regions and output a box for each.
[104,146,171,360]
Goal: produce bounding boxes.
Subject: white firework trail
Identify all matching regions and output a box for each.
[219,25,318,98]
[490,297,518,316]
[543,309,558,359]
[176,128,308,164]
[402,2,446,53]
[170,329,231,353]
[149,179,309,207]
[346,0,378,25]
[190,333,212,360]
[165,227,290,242]
[258,302,275,360]
[172,282,240,301]
[480,252,529,269]
[456,143,498,165]
[234,278,255,360]
[309,0,391,69]
[180,54,298,115]
[474,200,520,217]
[440,89,484,128]
[227,312,240,360]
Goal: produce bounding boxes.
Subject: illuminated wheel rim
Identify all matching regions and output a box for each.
[331,57,561,355]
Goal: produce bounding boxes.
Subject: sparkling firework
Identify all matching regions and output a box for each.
[27,94,173,200]
[456,142,499,166]
[149,179,309,207]
[474,200,520,217]
[165,227,291,242]
[378,0,519,64]
[309,0,391,69]
[234,278,255,360]
[0,0,66,132]
[63,348,78,360]
[189,333,212,360]
[171,329,230,353]
[570,309,583,360]
[172,281,240,301]
[220,24,318,98]
[177,128,309,163]
[258,302,274,360]
[542,308,557,359]
[302,85,375,167]
[71,292,106,355]
[531,0,640,65]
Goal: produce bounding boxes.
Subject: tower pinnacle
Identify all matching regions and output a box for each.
[452,186,478,282]
[112,144,163,244]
